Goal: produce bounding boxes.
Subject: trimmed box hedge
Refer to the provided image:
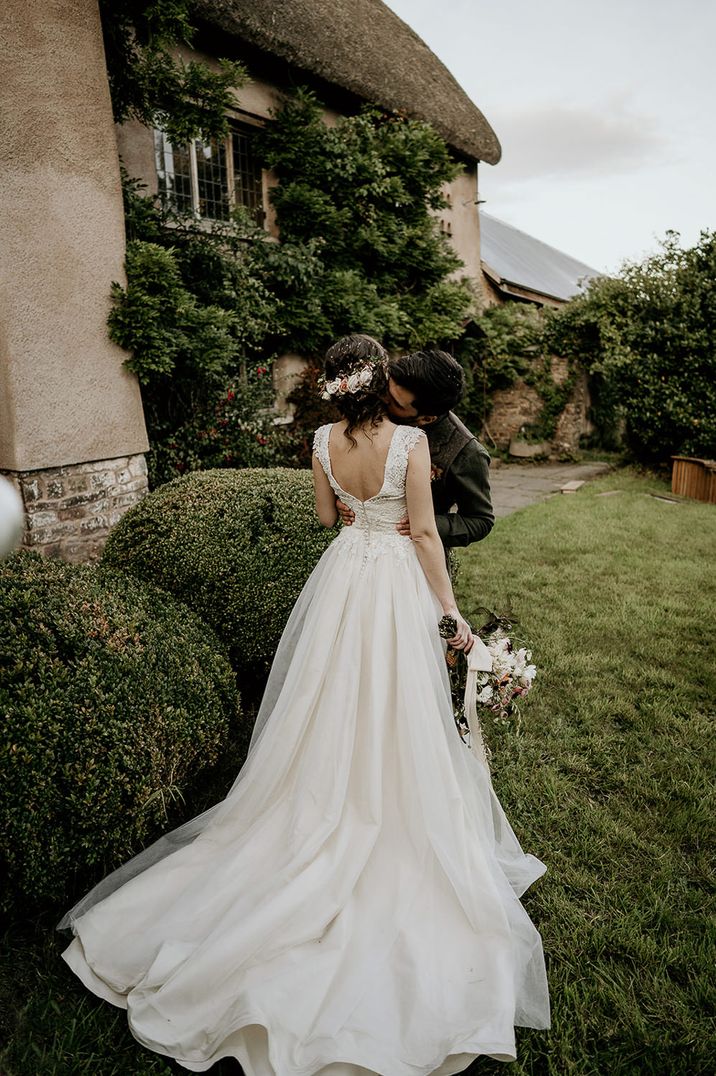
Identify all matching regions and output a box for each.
[0,552,240,911]
[102,468,335,674]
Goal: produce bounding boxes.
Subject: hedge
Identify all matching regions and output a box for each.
[0,552,240,911]
[102,467,335,674]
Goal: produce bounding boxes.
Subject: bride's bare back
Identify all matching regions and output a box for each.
[327,419,400,503]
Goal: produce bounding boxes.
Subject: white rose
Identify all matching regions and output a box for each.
[326,379,340,395]
[359,366,373,386]
[477,686,494,704]
[347,373,362,393]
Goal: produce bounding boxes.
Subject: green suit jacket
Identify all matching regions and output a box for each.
[423,412,494,548]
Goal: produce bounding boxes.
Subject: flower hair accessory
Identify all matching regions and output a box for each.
[319,363,377,401]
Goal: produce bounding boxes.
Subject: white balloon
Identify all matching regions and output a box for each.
[0,475,25,558]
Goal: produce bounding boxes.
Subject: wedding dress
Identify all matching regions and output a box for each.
[59,423,550,1074]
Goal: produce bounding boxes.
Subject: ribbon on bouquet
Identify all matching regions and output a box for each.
[463,635,493,770]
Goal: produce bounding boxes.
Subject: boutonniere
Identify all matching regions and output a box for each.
[430,464,443,482]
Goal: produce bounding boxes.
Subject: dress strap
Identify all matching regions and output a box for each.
[312,424,332,479]
[382,425,426,495]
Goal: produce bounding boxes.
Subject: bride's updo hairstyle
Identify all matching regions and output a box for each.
[322,334,389,444]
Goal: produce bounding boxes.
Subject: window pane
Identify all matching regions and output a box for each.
[231,126,264,225]
[195,138,230,221]
[154,129,193,214]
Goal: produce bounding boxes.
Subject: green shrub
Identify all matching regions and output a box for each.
[546,230,716,461]
[0,552,240,912]
[102,468,335,675]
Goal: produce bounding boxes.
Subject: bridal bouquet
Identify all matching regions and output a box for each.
[439,613,537,755]
[473,628,537,727]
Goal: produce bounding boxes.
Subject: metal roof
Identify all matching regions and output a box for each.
[480,213,602,303]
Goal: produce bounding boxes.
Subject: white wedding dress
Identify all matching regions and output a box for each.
[59,423,550,1074]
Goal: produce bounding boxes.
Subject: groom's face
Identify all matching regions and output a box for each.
[385,378,437,427]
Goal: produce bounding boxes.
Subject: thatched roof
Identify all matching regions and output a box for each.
[193,0,501,163]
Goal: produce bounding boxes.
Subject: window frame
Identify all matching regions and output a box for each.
[154,111,267,227]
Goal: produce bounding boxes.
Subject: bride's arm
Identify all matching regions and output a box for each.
[312,455,339,527]
[405,436,472,650]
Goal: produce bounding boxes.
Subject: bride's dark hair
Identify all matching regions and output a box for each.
[323,335,389,445]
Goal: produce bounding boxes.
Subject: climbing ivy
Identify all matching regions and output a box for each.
[528,366,579,441]
[110,89,477,484]
[99,0,246,144]
[110,175,290,487]
[453,304,562,439]
[254,89,474,350]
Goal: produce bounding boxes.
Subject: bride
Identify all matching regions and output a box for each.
[59,335,550,1074]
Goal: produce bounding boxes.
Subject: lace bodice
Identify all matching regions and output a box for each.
[313,423,425,558]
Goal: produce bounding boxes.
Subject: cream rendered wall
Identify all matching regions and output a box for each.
[440,167,482,284]
[0,0,148,472]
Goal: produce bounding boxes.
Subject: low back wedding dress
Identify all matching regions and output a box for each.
[59,421,550,1074]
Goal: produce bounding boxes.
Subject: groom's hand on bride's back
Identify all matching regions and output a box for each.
[336,498,355,526]
[396,515,411,538]
[336,496,412,538]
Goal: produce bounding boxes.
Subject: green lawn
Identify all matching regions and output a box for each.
[2,470,714,1075]
[457,470,715,1076]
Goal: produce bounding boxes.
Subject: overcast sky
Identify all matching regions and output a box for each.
[384,0,715,274]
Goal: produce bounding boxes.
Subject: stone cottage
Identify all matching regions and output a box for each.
[1,0,502,561]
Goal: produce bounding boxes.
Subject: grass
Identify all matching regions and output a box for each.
[456,469,715,1075]
[1,470,714,1074]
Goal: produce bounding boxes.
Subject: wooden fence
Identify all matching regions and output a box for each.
[671,456,716,504]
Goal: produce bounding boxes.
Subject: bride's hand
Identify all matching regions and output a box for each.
[444,610,474,653]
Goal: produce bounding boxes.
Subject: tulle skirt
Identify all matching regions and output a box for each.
[60,529,550,1073]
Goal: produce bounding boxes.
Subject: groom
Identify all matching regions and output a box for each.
[337,348,494,549]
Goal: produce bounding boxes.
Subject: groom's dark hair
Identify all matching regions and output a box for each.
[389,350,464,417]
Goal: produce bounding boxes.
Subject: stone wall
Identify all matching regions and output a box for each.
[485,382,543,450]
[2,455,148,563]
[484,357,594,455]
[553,369,594,455]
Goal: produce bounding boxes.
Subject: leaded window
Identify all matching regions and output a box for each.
[154,122,264,224]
